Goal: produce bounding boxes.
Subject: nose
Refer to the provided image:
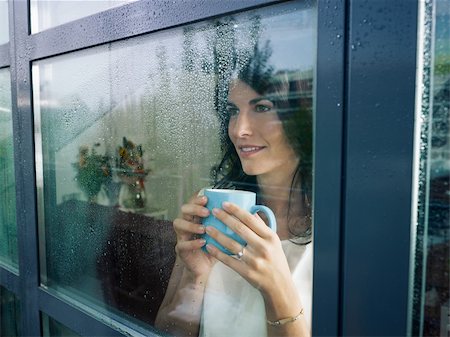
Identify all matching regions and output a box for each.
[230,110,253,138]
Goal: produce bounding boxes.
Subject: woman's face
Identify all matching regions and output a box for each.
[227,80,298,178]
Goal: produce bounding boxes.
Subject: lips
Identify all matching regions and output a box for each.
[238,145,265,157]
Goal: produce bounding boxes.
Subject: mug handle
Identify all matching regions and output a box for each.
[250,205,277,232]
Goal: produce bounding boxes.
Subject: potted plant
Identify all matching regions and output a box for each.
[115,137,150,210]
[73,143,112,203]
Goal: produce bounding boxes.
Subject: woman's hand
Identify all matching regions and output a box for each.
[204,202,303,324]
[173,195,216,280]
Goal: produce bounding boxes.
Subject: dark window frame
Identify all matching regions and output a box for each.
[0,0,417,335]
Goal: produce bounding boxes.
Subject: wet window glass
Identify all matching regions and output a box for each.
[33,2,316,335]
[42,313,80,337]
[0,67,18,272]
[0,0,8,45]
[30,0,137,33]
[0,286,21,336]
[410,0,450,336]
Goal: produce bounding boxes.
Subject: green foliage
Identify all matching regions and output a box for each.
[73,144,111,199]
[435,54,450,76]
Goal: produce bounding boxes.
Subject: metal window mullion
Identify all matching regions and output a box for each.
[312,0,346,336]
[341,0,418,335]
[27,0,286,61]
[38,289,127,337]
[10,0,41,335]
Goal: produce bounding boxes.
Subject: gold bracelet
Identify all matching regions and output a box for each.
[267,308,304,326]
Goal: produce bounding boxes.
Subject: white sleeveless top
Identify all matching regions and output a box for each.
[199,241,313,337]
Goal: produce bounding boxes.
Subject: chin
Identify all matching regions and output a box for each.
[241,165,262,176]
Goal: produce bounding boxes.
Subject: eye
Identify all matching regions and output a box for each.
[226,104,239,117]
[254,100,274,113]
[254,104,271,113]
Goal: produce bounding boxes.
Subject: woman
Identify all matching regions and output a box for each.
[155,55,313,337]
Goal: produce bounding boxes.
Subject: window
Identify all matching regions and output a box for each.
[33,3,316,334]
[0,285,21,336]
[42,313,80,337]
[0,67,18,272]
[410,0,450,335]
[30,0,137,33]
[0,0,8,45]
[0,0,427,336]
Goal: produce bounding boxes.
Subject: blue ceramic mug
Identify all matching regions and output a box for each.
[202,188,277,255]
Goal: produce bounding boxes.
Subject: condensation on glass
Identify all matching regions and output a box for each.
[0,0,8,45]
[0,286,21,336]
[410,0,449,336]
[42,313,80,337]
[0,67,18,272]
[33,2,316,334]
[30,0,137,33]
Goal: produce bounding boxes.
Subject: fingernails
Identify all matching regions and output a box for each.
[198,225,206,233]
[222,201,231,208]
[206,244,216,252]
[199,239,206,245]
[205,226,213,234]
[212,208,219,216]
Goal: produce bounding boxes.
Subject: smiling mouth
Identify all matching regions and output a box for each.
[238,146,265,156]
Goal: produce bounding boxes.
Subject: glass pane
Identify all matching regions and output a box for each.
[411,0,450,336]
[34,2,316,335]
[42,313,80,337]
[0,286,21,336]
[0,0,8,45]
[30,0,138,34]
[0,67,18,272]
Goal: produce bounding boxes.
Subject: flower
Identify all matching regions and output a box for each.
[115,137,150,178]
[115,137,150,209]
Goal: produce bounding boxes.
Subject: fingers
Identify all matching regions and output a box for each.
[222,202,273,239]
[175,238,206,254]
[181,196,209,221]
[205,243,247,276]
[204,226,244,256]
[173,196,209,253]
[173,218,205,239]
[210,205,273,249]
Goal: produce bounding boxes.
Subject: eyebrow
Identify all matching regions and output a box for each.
[249,97,273,105]
[227,97,274,106]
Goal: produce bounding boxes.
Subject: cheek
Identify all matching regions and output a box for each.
[265,121,281,133]
[265,121,284,142]
[227,120,237,141]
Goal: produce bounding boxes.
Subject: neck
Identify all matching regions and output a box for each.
[256,157,299,217]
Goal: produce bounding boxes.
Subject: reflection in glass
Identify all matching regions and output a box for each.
[0,286,21,336]
[0,68,18,271]
[0,0,8,45]
[30,0,137,33]
[42,313,80,337]
[411,0,449,336]
[33,2,315,334]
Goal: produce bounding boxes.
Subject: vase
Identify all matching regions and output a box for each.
[88,194,98,203]
[119,179,146,211]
